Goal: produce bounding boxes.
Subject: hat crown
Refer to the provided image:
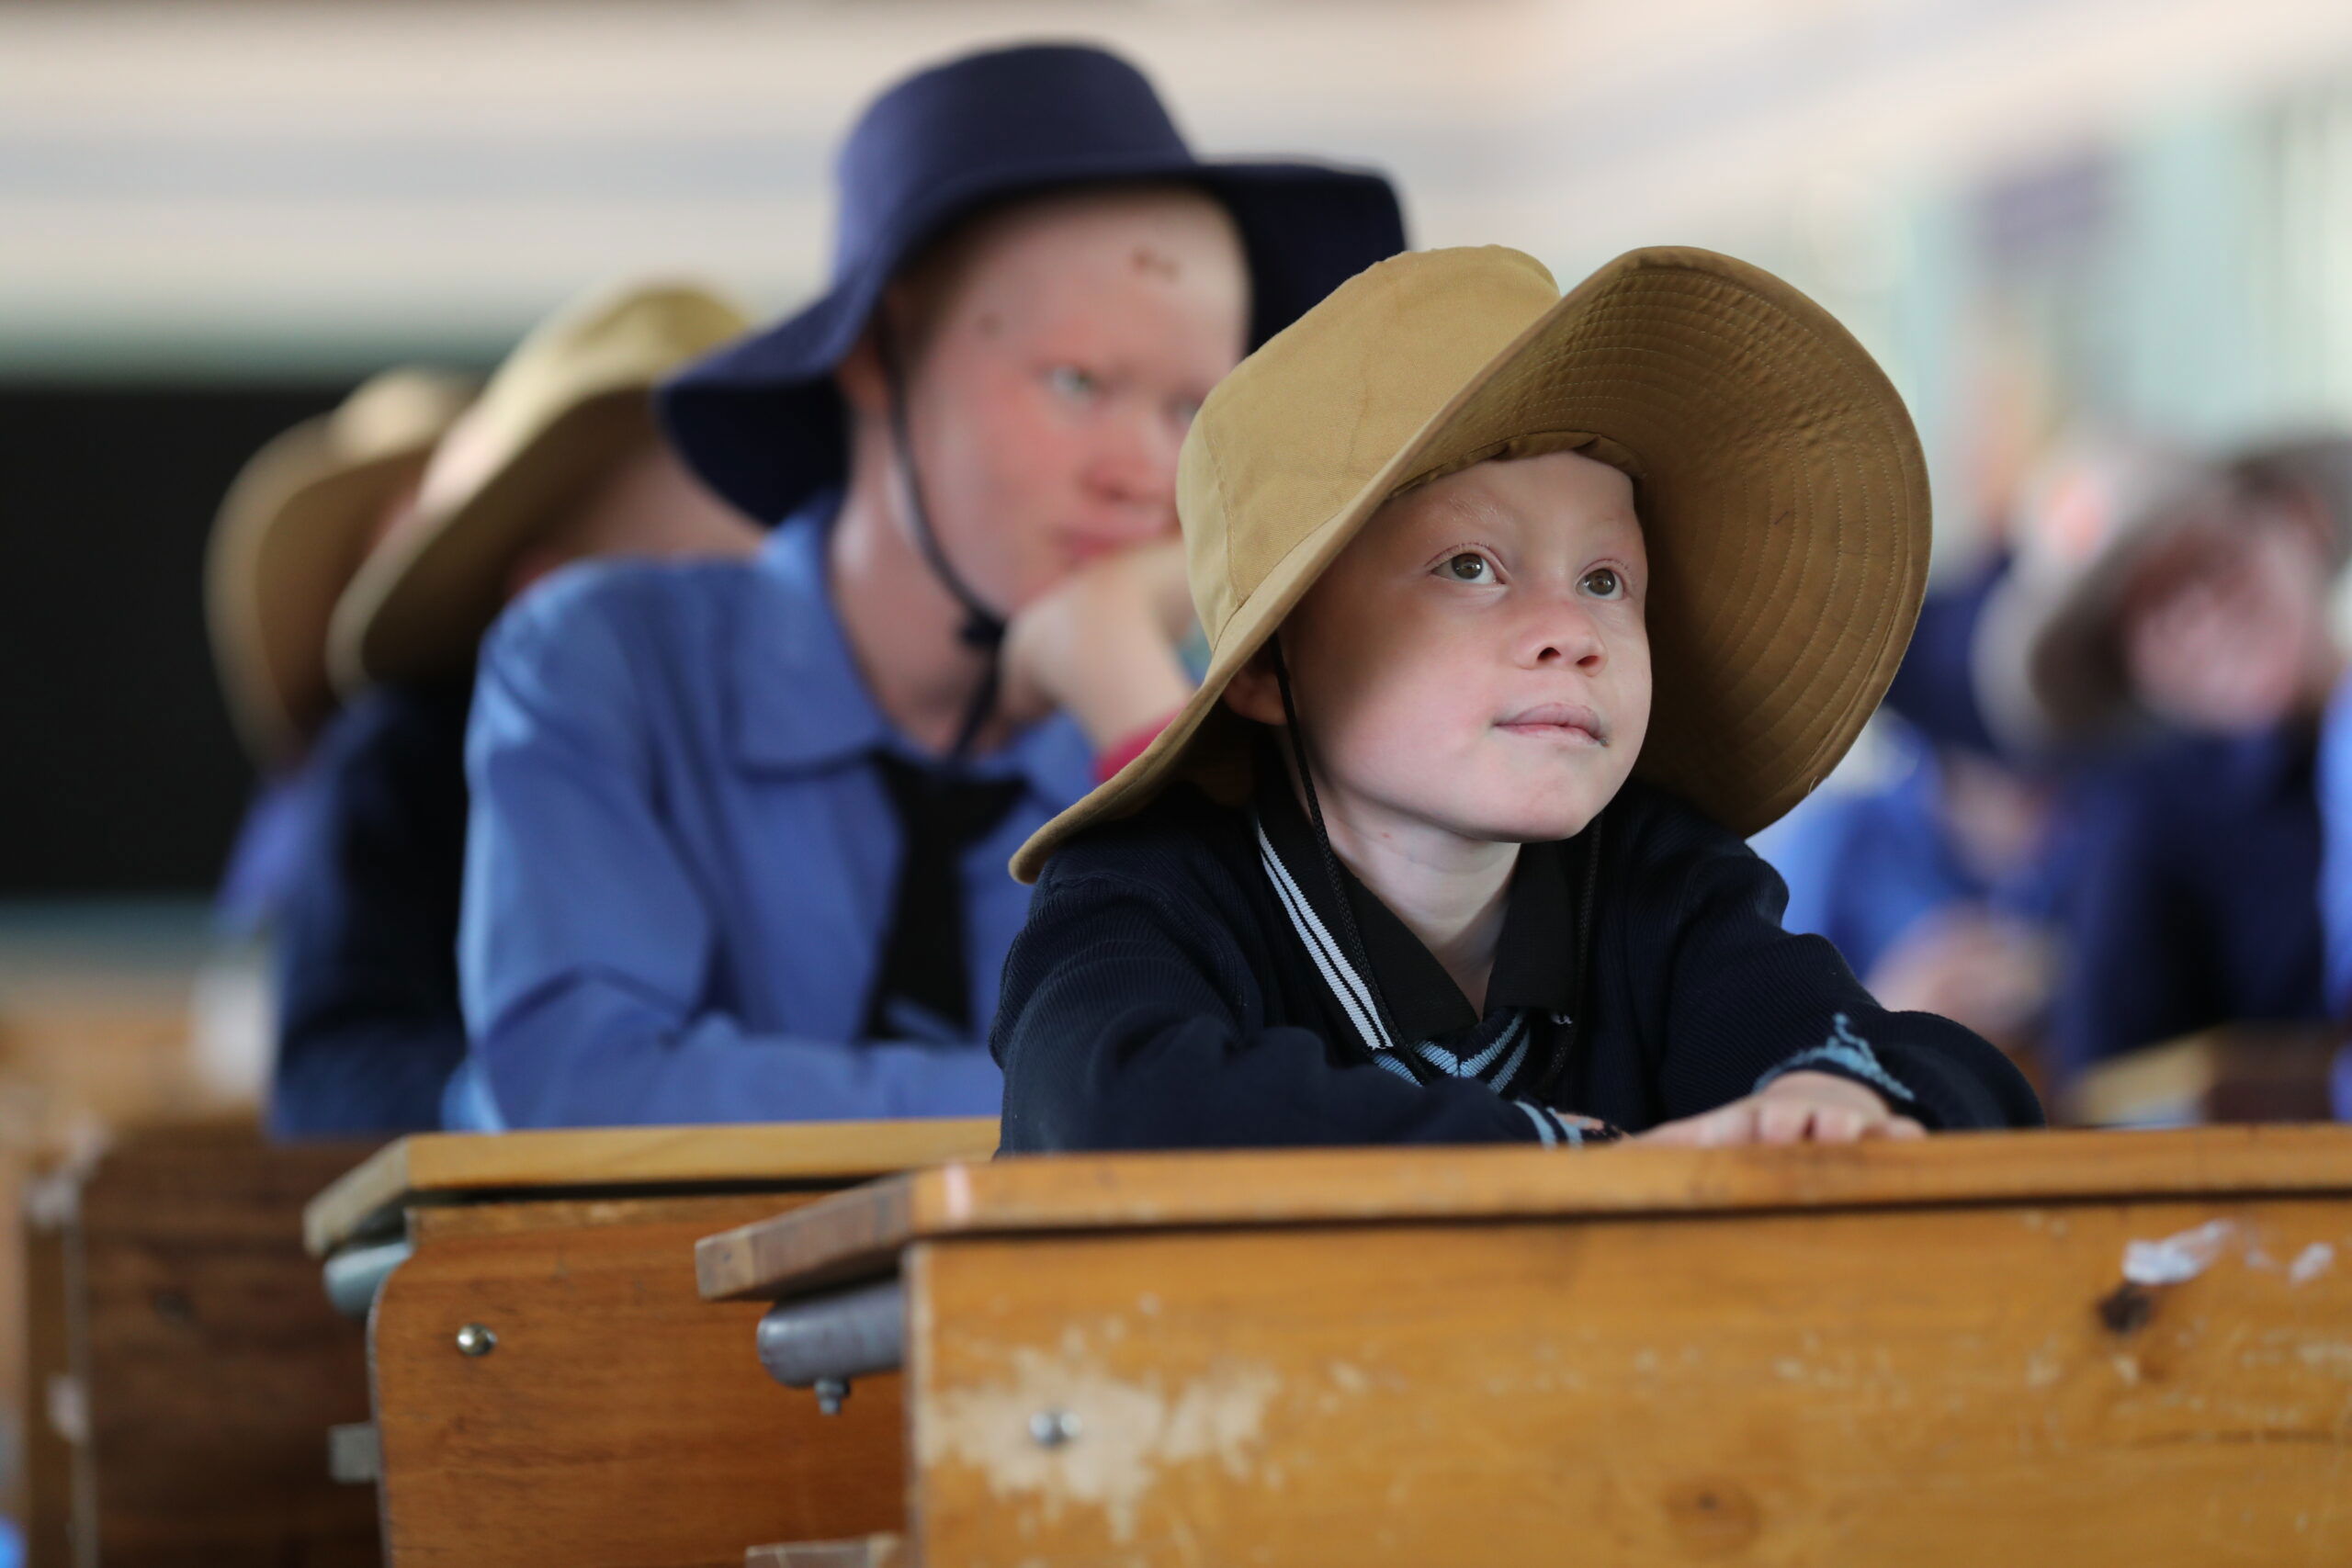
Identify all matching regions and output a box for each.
[325,368,476,462]
[832,44,1193,280]
[1180,247,1561,641]
[474,280,750,435]
[421,280,750,518]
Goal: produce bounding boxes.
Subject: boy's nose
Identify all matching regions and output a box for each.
[1521,593,1608,671]
[1081,412,1182,529]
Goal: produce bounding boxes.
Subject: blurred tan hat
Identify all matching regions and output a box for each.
[205,368,476,767]
[1972,434,2235,750]
[1012,244,1930,882]
[328,278,753,692]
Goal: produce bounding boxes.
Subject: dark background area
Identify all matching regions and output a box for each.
[2,381,356,896]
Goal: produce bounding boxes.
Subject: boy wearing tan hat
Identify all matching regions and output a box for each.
[267,280,759,1135]
[994,246,2044,1150]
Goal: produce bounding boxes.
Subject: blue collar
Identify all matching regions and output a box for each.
[729,491,1091,800]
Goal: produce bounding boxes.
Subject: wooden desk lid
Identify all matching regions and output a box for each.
[696,1124,2352,1302]
[305,1118,999,1256]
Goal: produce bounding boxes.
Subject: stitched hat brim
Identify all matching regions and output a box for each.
[328,391,653,692]
[658,158,1405,525]
[1012,246,1929,883]
[207,432,439,767]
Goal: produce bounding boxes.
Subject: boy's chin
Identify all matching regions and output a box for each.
[1433,791,1611,846]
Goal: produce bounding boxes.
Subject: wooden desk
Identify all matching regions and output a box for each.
[307,1120,997,1568]
[23,1120,381,1567]
[701,1127,2352,1567]
[2065,1024,2344,1127]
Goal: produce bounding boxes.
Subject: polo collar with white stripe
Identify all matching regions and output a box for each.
[1250,763,1581,1052]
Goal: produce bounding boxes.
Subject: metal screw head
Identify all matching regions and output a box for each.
[1028,1408,1081,1448]
[455,1323,497,1358]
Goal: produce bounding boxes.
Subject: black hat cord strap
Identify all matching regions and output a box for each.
[1269,636,1401,1053]
[875,318,1007,763]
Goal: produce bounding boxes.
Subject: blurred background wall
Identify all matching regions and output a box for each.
[8,0,2352,896]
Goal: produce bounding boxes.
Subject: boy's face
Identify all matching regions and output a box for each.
[1236,449,1652,844]
[878,188,1250,614]
[2118,500,2335,732]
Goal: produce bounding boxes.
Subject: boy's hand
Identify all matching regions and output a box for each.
[997,539,1196,747]
[1634,1071,1926,1147]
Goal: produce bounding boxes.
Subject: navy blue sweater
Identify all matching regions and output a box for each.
[271,682,469,1137]
[991,779,2043,1152]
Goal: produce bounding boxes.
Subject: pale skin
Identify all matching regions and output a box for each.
[831,186,1247,758]
[1226,449,1925,1145]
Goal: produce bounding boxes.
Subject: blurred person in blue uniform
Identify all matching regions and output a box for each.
[447,43,1407,1129]
[1973,436,2352,1095]
[266,281,763,1136]
[206,369,478,940]
[1755,556,2068,1071]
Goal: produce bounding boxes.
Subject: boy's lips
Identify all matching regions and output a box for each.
[1057,526,1162,568]
[1495,702,1608,744]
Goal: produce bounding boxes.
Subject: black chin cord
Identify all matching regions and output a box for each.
[875,318,1006,763]
[1270,636,1399,1051]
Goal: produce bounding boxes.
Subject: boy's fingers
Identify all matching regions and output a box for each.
[1647,1104,1747,1147]
[1639,1100,1932,1147]
[1757,1099,1810,1145]
[1813,1105,1865,1143]
[1712,1103,1766,1147]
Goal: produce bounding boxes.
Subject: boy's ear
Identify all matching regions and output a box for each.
[835,332,888,420]
[1220,643,1287,727]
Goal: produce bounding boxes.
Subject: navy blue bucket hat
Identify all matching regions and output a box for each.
[659,41,1408,525]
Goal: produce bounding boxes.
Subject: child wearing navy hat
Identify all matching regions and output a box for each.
[447,43,1405,1129]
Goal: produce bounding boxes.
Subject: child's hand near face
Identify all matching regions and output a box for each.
[998,538,1196,745]
[1634,1070,1925,1146]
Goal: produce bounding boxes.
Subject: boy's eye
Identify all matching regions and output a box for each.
[1440,552,1494,583]
[1582,567,1624,599]
[1046,366,1100,403]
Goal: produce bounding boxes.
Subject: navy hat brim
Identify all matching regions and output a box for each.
[661,155,1406,525]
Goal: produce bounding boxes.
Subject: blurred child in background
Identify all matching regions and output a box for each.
[263,281,761,1135]
[1981,436,2349,1094]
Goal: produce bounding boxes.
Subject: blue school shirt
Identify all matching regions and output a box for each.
[1758,721,2075,985]
[447,491,1095,1129]
[2318,673,2352,1026]
[1757,729,1976,981]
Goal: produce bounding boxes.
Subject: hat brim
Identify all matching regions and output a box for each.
[329,390,654,692]
[207,432,435,766]
[1012,247,1929,882]
[658,156,1405,525]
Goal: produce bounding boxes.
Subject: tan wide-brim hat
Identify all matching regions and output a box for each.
[1013,244,1931,883]
[206,368,477,768]
[327,278,753,692]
